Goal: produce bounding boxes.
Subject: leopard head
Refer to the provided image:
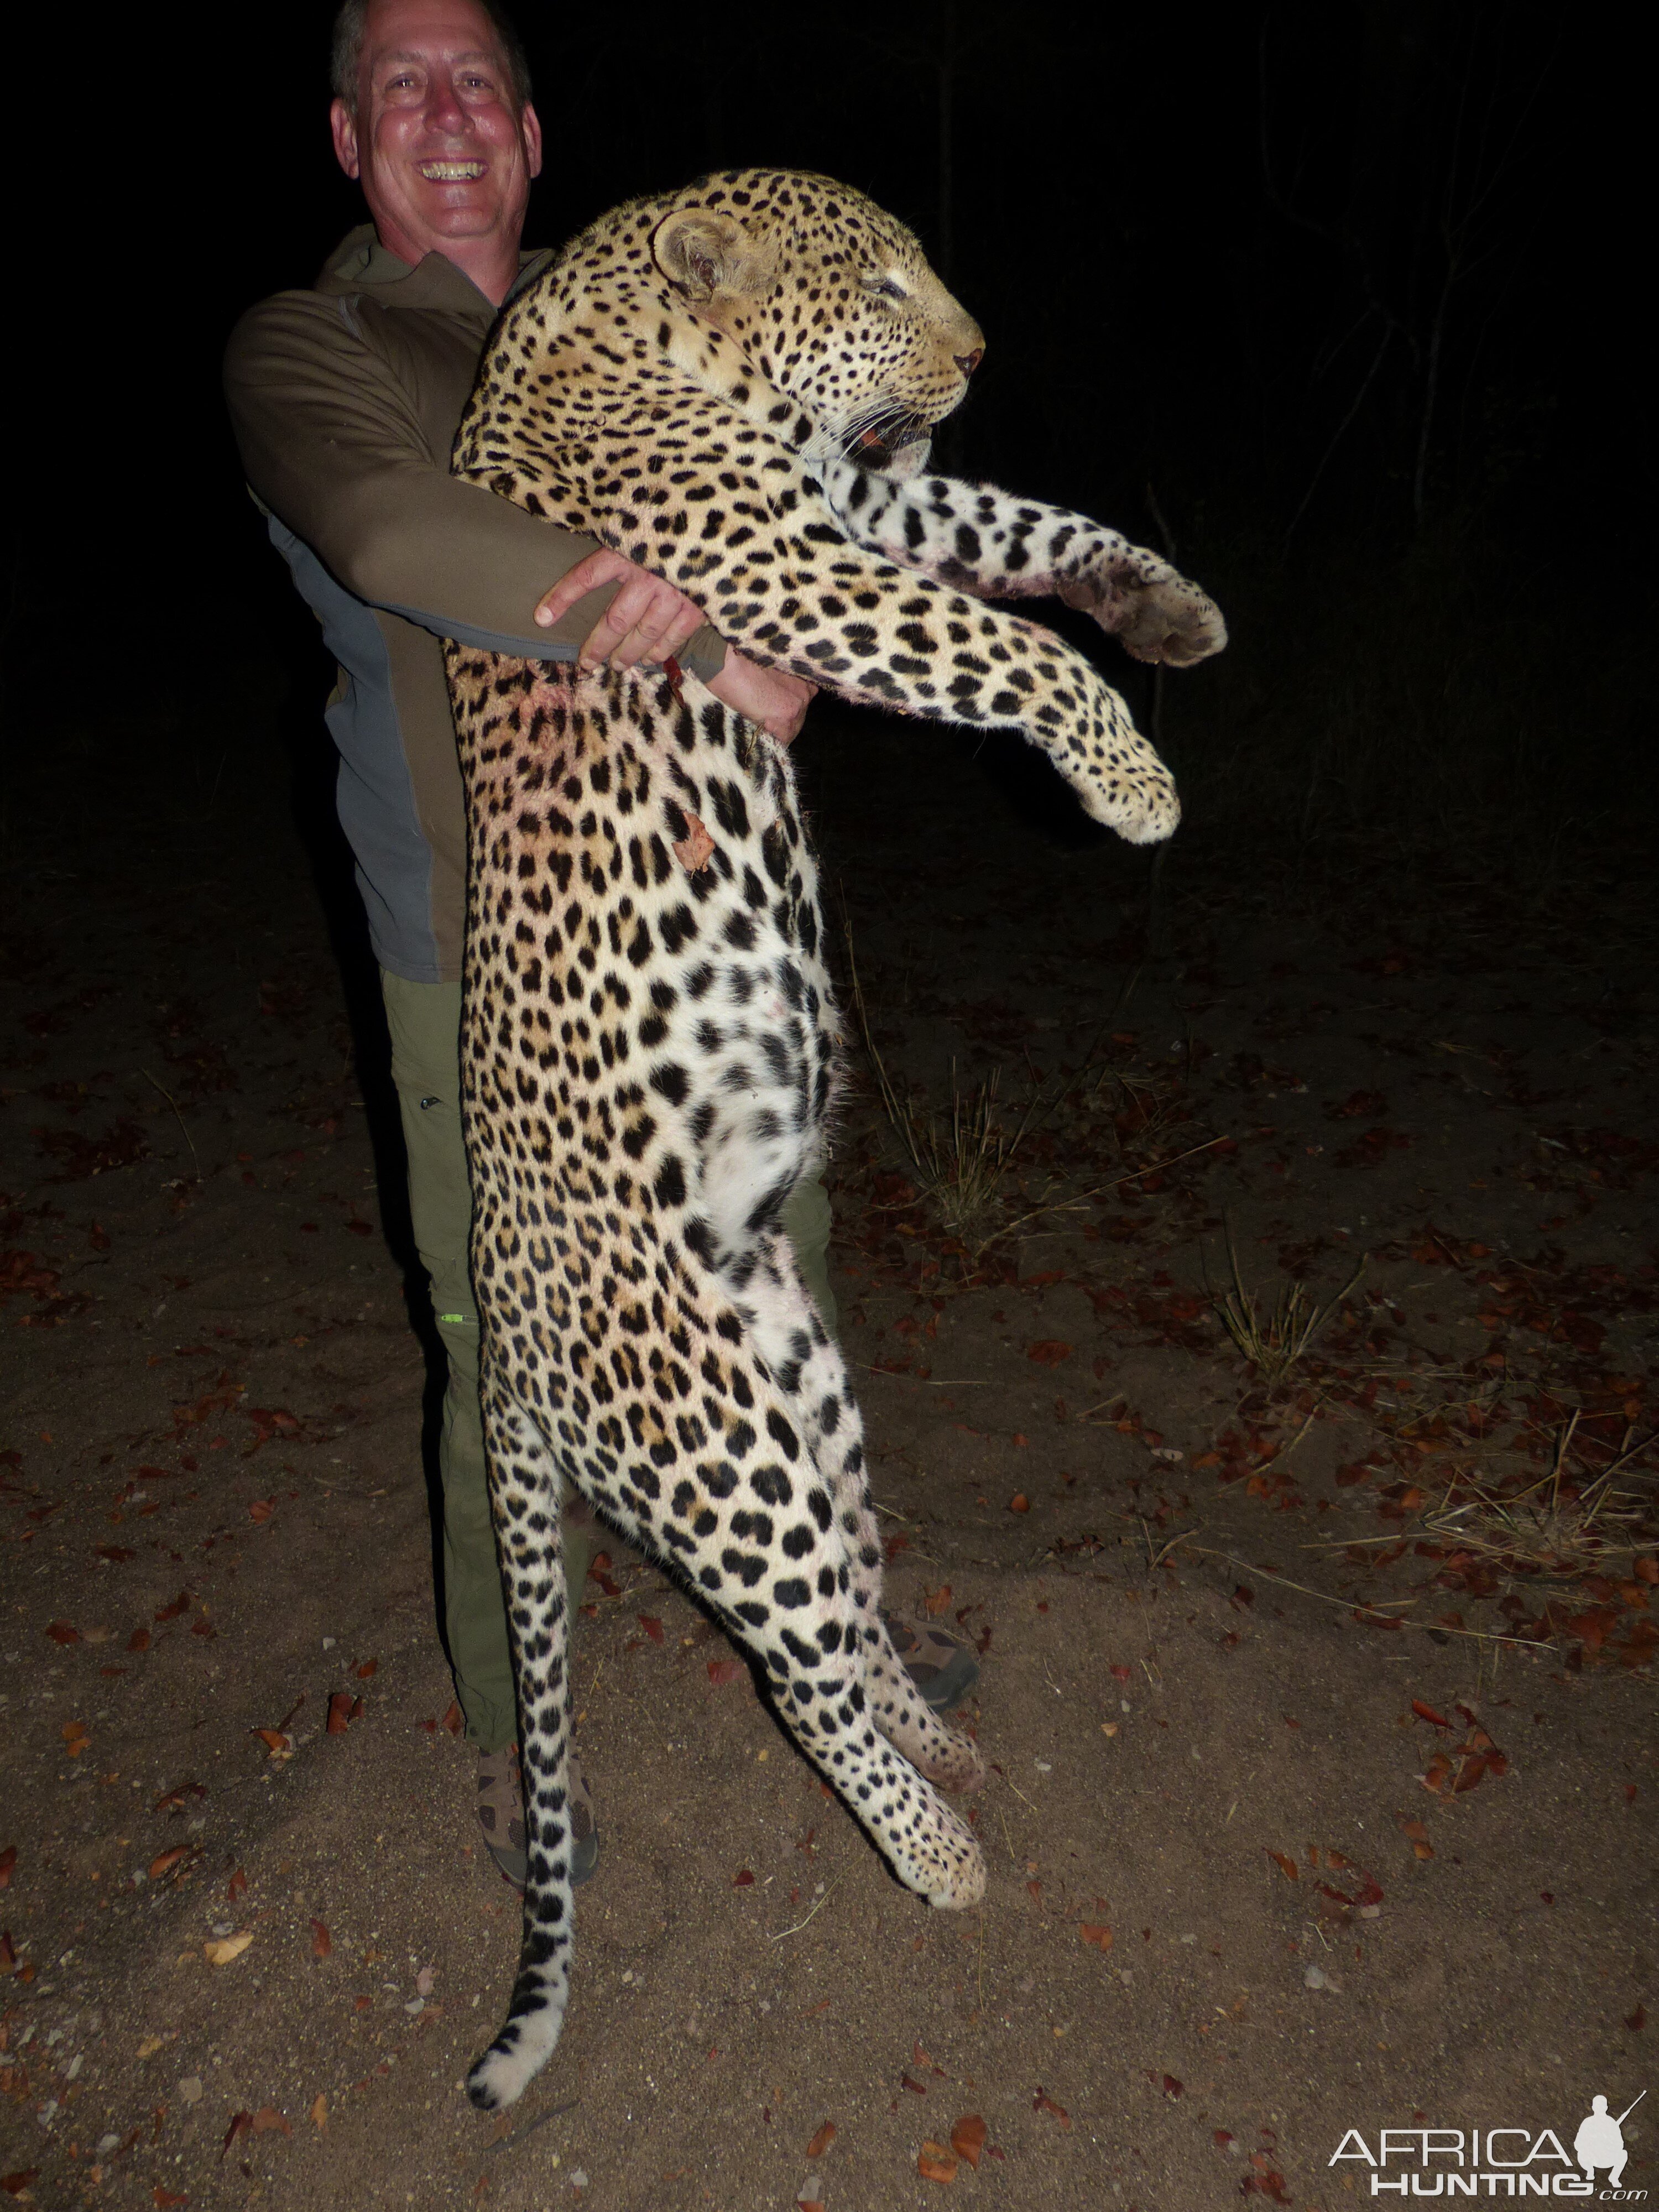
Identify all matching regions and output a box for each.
[649,169,985,478]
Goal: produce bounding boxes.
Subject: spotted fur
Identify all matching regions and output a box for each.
[446,169,1225,2111]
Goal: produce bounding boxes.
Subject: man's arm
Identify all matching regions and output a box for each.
[223,288,731,679]
[538,550,815,743]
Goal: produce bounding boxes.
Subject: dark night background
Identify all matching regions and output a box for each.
[6,0,1647,873]
[2,12,1656,2192]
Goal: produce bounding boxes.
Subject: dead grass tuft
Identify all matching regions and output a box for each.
[846,928,1045,1247]
[1425,1413,1658,1579]
[1210,1224,1365,1387]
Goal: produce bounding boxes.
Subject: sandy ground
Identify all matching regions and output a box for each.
[2,685,1655,2210]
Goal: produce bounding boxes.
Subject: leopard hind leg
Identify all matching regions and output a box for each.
[464,1378,577,2114]
[744,1229,985,1798]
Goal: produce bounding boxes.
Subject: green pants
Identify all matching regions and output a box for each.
[381,972,836,1752]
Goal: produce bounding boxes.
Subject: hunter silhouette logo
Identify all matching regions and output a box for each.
[1576,2095,1645,2192]
[1330,2090,1648,2197]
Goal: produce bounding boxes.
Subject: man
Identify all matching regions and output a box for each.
[225,0,976,1890]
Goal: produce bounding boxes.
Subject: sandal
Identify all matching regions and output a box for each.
[881,1611,980,1714]
[477,1745,600,1893]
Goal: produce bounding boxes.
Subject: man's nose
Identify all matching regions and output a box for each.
[424,73,468,132]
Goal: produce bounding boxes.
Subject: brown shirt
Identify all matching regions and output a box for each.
[224,226,726,983]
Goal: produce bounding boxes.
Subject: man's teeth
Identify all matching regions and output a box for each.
[419,160,484,180]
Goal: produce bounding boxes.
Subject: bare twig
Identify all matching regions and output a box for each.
[485,2095,582,2158]
[769,1881,837,1942]
[143,1068,199,1175]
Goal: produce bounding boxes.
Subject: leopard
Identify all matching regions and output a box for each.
[444,166,1225,2111]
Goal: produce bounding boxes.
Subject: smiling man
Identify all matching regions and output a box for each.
[224,0,975,1895]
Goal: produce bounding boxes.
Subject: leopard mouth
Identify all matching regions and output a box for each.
[844,413,930,469]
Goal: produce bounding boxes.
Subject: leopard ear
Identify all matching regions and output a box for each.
[651,208,778,303]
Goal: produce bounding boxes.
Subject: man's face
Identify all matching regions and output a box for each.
[330,0,542,268]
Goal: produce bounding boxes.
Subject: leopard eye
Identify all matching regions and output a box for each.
[860,272,907,302]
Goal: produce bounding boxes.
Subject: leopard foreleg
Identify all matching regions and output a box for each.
[815,460,1228,669]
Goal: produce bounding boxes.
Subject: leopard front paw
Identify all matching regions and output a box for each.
[1062,556,1227,668]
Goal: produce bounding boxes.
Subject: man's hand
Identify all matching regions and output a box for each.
[537,545,817,744]
[707,653,817,745]
[535,546,711,669]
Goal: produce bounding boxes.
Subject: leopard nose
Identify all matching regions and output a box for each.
[956,347,983,376]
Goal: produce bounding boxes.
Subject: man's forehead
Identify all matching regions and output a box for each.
[362,0,509,69]
[371,41,503,66]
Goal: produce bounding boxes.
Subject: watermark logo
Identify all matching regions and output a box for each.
[1330,2092,1647,2198]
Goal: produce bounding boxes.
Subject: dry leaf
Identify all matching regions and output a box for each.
[1266,1850,1298,1881]
[220,2111,253,2161]
[442,1700,464,1735]
[1,2178,40,2201]
[1026,1340,1073,1366]
[1079,1922,1114,1950]
[253,1729,290,1759]
[950,2114,987,2169]
[226,1867,248,1903]
[153,2190,189,2208]
[153,1592,190,1623]
[804,2121,836,2158]
[672,812,716,874]
[707,1657,744,1686]
[310,2093,327,2131]
[901,2072,928,2095]
[917,2142,958,2183]
[128,1627,151,1652]
[732,1869,755,1887]
[62,1720,90,1758]
[310,1919,331,1960]
[1412,1699,1452,1728]
[1008,1494,1030,1514]
[45,1620,80,1646]
[638,1615,664,1645]
[252,2107,290,2136]
[153,1781,206,1815]
[204,1931,253,1966]
[137,2033,169,2059]
[247,1498,275,1525]
[1396,1814,1434,1860]
[0,1848,15,1891]
[1033,2088,1072,2128]
[326,1692,356,1734]
[922,1585,952,1618]
[149,1848,190,1882]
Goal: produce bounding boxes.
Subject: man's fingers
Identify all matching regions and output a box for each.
[534,546,630,628]
[706,653,817,744]
[534,550,709,667]
[599,578,706,668]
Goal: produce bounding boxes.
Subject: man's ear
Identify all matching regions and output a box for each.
[651,208,778,304]
[330,97,361,181]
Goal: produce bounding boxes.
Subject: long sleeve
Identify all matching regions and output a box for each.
[223,286,728,679]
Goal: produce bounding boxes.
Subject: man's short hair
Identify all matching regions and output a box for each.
[330,0,534,113]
